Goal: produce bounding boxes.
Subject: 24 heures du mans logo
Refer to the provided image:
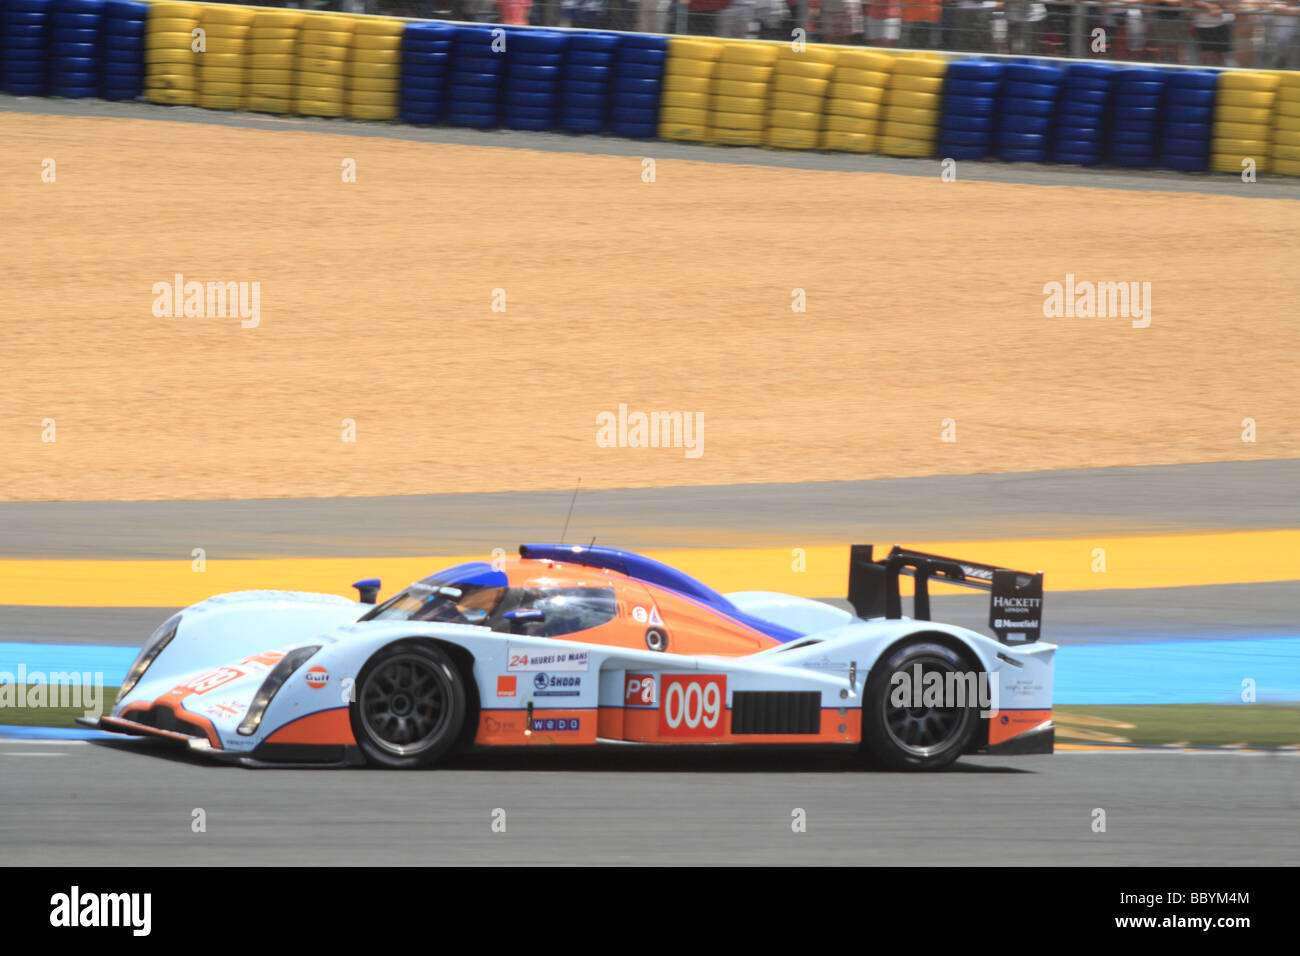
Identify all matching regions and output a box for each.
[49,886,151,936]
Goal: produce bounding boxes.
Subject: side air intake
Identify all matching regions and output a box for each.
[730,691,821,735]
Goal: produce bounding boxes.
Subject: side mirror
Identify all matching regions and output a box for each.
[352,578,381,605]
[502,607,545,632]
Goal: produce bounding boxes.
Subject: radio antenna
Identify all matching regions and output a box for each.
[559,478,581,544]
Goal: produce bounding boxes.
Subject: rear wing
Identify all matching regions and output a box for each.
[847,544,1044,645]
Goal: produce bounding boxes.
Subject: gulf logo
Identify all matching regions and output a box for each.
[305,666,330,690]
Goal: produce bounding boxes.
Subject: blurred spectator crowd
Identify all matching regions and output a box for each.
[353,0,1300,67]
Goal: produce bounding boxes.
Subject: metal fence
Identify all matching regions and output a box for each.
[270,0,1300,69]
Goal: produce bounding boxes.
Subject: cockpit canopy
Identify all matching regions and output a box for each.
[360,561,617,638]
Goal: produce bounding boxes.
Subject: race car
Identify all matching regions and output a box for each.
[81,543,1055,770]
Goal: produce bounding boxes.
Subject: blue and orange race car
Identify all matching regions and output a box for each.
[83,543,1055,770]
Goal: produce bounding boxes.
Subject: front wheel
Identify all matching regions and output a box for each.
[350,642,466,769]
[861,640,980,771]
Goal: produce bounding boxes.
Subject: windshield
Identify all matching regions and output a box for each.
[361,562,507,626]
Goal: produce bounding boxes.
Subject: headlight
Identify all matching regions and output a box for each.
[116,615,181,704]
[237,645,321,737]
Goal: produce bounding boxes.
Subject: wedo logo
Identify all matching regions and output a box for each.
[50,886,151,936]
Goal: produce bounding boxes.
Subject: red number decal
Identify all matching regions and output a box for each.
[659,675,726,737]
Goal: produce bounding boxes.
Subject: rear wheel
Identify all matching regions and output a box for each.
[862,640,980,771]
[350,643,466,768]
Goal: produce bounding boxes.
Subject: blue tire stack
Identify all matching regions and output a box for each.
[1052,62,1114,166]
[559,30,618,134]
[98,0,145,101]
[936,59,1004,161]
[4,0,52,95]
[48,0,101,98]
[1109,68,1166,168]
[400,21,454,126]
[502,28,566,132]
[996,61,1064,163]
[446,24,502,129]
[1159,70,1216,172]
[608,33,665,138]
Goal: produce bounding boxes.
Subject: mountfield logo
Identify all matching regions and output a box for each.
[595,404,704,459]
[49,886,151,936]
[1042,273,1152,328]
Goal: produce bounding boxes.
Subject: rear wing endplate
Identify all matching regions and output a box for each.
[847,544,1044,645]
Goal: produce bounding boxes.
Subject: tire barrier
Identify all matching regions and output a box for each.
[881,55,948,158]
[196,1,253,111]
[1273,72,1300,178]
[143,0,200,106]
[558,29,616,134]
[765,43,836,151]
[348,16,402,121]
[399,20,452,125]
[1159,69,1216,172]
[995,59,1063,163]
[48,0,103,98]
[445,23,500,129]
[5,0,1299,179]
[4,0,54,96]
[1110,67,1166,168]
[1052,62,1113,166]
[1212,69,1279,174]
[659,37,723,143]
[245,6,301,115]
[820,48,892,153]
[937,58,1004,160]
[608,32,664,138]
[502,26,565,132]
[293,12,353,118]
[98,0,146,101]
[709,39,778,147]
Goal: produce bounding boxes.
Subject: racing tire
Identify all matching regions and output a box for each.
[861,640,980,771]
[350,642,466,769]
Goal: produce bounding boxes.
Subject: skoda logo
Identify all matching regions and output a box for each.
[533,673,548,691]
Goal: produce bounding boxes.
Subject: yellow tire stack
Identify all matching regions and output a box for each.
[1211,71,1279,173]
[144,1,201,106]
[347,16,403,121]
[295,13,356,118]
[879,55,947,158]
[709,41,779,146]
[196,4,255,111]
[820,49,892,153]
[764,44,836,150]
[247,8,304,115]
[1269,71,1300,177]
[659,38,724,142]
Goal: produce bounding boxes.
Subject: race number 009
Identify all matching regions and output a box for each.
[659,674,726,737]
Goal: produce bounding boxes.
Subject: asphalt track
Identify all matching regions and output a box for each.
[1,739,1296,865]
[2,459,1295,557]
[4,93,1300,199]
